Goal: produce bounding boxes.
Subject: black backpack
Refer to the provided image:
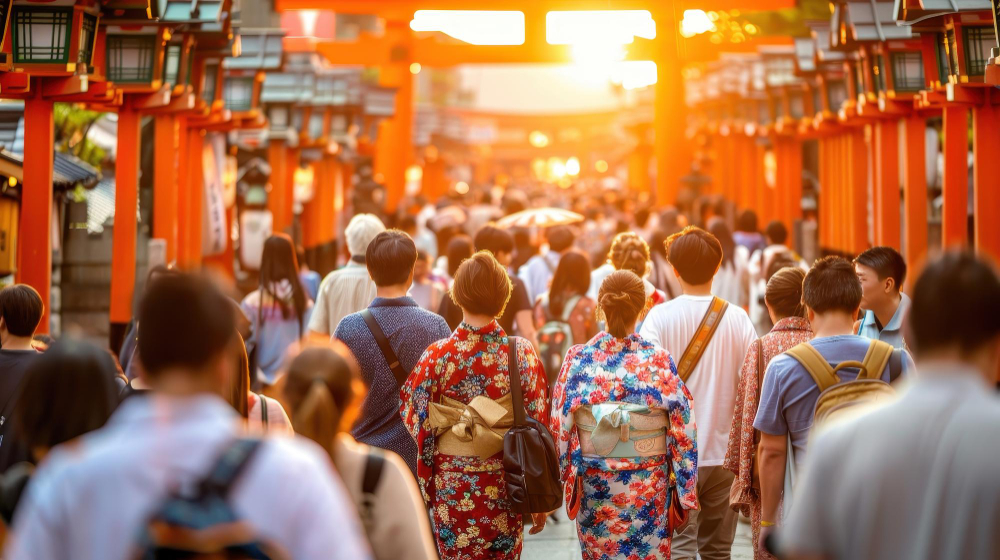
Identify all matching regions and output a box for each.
[133,439,286,560]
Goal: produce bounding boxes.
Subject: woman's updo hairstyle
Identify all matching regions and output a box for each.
[609,232,651,278]
[450,251,513,318]
[765,266,807,320]
[598,270,647,338]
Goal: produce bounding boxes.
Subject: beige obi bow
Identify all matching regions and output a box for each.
[575,404,668,458]
[428,394,514,459]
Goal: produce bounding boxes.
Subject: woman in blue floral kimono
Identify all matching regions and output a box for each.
[401,252,549,560]
[550,270,699,560]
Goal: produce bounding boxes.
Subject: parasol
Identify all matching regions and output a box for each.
[496,207,584,229]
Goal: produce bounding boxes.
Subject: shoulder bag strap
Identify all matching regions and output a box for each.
[257,393,269,432]
[507,337,527,427]
[785,342,841,392]
[201,438,263,497]
[362,447,386,495]
[860,339,893,381]
[676,297,730,383]
[361,309,410,388]
[755,339,765,403]
[561,295,582,322]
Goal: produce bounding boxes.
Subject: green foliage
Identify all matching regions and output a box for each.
[53,103,106,169]
[743,0,832,38]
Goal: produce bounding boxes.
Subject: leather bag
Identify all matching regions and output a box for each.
[502,337,563,514]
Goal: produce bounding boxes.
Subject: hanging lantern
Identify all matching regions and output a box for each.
[10,1,98,71]
[104,29,163,85]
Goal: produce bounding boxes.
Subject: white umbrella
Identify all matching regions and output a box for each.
[496,207,584,229]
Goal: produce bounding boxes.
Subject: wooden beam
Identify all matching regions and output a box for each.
[941,105,969,248]
[183,127,205,269]
[874,119,901,249]
[40,75,88,97]
[902,115,928,284]
[18,95,54,334]
[276,0,796,16]
[850,129,868,255]
[176,117,192,267]
[110,105,141,334]
[973,101,1000,260]
[154,115,179,264]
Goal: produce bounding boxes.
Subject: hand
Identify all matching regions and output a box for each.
[758,524,775,558]
[528,512,547,534]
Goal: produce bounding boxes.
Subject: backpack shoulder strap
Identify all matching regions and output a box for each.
[561,295,582,322]
[888,349,903,383]
[361,309,409,388]
[200,439,263,497]
[860,339,894,381]
[362,447,385,496]
[786,342,841,393]
[676,297,730,383]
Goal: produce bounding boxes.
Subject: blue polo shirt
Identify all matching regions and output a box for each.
[857,293,911,350]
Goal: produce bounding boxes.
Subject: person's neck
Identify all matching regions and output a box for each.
[462,312,494,328]
[144,369,221,398]
[0,334,34,351]
[871,293,902,328]
[376,284,410,299]
[679,279,714,297]
[810,312,857,339]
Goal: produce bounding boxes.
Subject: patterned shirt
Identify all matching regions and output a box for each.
[335,297,451,475]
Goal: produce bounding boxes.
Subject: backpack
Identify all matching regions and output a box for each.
[786,339,902,433]
[134,439,286,560]
[536,294,581,387]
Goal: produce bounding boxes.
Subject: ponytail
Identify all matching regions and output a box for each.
[291,380,339,458]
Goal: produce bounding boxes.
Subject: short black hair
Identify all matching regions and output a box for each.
[909,252,1000,354]
[16,339,119,452]
[802,256,863,314]
[666,226,723,285]
[474,225,514,256]
[138,274,235,376]
[366,230,418,287]
[546,226,575,252]
[854,246,907,291]
[765,220,788,245]
[737,210,758,233]
[0,284,43,337]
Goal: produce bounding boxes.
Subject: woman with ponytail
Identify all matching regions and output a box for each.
[549,270,698,559]
[282,344,438,560]
[723,266,812,559]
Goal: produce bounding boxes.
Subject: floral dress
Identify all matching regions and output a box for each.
[400,320,548,560]
[723,316,812,558]
[549,332,699,560]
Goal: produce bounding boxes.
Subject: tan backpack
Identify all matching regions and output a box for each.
[785,339,900,432]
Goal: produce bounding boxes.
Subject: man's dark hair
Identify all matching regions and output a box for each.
[765,220,788,245]
[546,226,575,253]
[854,246,907,291]
[666,226,723,285]
[737,210,759,233]
[0,284,43,337]
[802,256,863,314]
[909,251,1000,355]
[366,229,418,287]
[474,225,515,256]
[137,274,235,376]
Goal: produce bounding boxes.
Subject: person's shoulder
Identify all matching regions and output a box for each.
[333,312,364,338]
[253,436,336,480]
[241,290,262,308]
[722,300,752,322]
[409,306,450,331]
[764,351,803,382]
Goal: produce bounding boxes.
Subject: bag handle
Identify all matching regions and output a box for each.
[786,342,841,392]
[754,339,765,403]
[507,337,527,427]
[361,309,410,388]
[676,297,730,383]
[200,439,263,497]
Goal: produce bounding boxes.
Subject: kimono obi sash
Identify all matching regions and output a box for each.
[428,394,514,459]
[575,403,667,458]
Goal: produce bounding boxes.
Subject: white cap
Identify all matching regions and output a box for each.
[345,214,386,257]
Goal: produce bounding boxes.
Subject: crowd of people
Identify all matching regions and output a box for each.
[0,184,996,560]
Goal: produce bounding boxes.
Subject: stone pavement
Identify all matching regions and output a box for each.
[522,509,754,560]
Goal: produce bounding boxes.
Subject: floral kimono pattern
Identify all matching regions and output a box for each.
[549,332,698,560]
[400,320,548,560]
[723,316,812,558]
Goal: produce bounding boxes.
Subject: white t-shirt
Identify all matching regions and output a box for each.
[639,294,758,466]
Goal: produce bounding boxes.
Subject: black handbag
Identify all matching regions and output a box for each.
[502,337,563,514]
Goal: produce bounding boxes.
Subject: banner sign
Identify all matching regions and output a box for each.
[202,133,228,257]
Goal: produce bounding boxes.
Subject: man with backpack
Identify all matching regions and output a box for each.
[334,230,451,476]
[754,256,912,557]
[854,246,911,349]
[639,226,757,560]
[780,252,1000,560]
[5,274,371,560]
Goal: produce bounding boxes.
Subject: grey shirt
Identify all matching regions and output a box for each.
[782,364,1000,560]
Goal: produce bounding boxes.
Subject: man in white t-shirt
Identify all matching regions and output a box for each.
[640,226,757,560]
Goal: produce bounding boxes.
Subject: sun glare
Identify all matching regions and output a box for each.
[546,11,656,45]
[410,11,525,45]
[680,10,715,38]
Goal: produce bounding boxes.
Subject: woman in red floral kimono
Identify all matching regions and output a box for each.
[723,267,812,558]
[401,252,549,560]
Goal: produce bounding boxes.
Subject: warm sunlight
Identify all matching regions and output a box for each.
[545,11,656,45]
[409,10,525,45]
[680,10,714,38]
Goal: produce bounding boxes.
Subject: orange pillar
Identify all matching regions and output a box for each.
[777,137,802,237]
[654,14,685,207]
[941,106,969,248]
[628,143,651,195]
[284,147,299,232]
[176,117,191,267]
[973,102,1000,260]
[179,127,204,270]
[423,155,447,203]
[837,133,848,253]
[19,95,54,333]
[378,20,414,214]
[874,119,901,248]
[850,128,869,255]
[818,137,829,249]
[153,115,178,263]
[268,139,288,234]
[755,142,768,224]
[903,116,928,281]
[110,105,141,333]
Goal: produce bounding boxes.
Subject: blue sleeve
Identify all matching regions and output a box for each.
[753,356,789,436]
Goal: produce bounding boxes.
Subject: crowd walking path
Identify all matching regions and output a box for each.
[521,509,754,559]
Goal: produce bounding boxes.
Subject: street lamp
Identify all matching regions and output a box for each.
[10,1,98,71]
[105,30,162,85]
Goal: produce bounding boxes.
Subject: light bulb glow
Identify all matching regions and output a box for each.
[455,181,470,194]
[595,160,609,173]
[565,157,581,176]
